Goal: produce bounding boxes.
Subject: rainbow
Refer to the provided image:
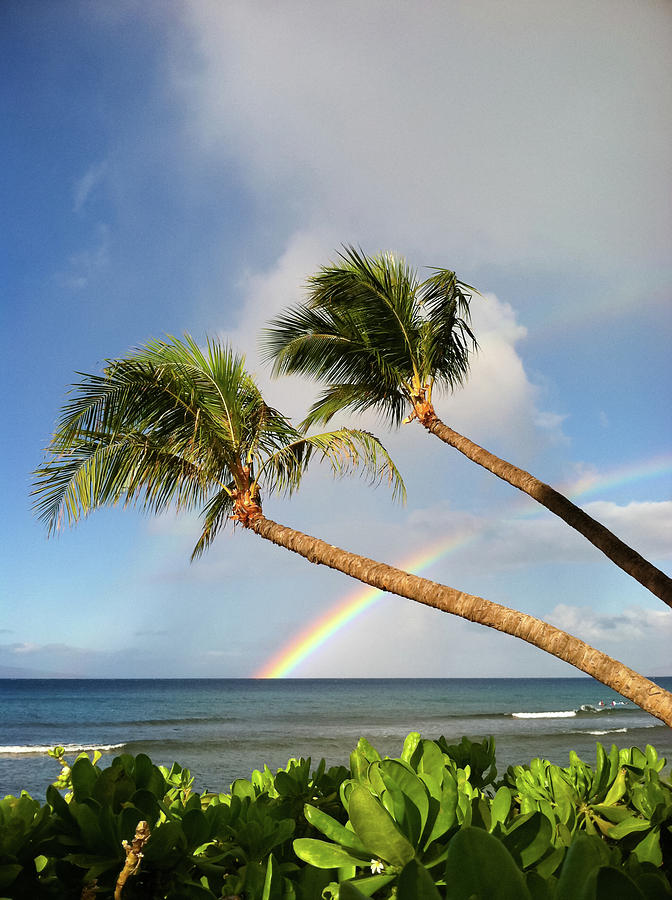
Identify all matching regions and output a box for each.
[562,452,672,502]
[255,452,672,678]
[255,529,479,678]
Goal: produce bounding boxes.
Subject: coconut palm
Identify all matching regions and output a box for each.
[263,247,672,607]
[32,335,672,724]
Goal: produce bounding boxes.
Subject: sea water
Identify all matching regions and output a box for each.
[1,677,670,798]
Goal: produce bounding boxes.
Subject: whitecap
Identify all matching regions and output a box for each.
[0,743,125,756]
[512,711,576,719]
[585,728,628,735]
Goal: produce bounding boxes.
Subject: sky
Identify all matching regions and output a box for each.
[1,0,671,680]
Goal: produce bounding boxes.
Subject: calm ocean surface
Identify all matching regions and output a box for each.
[1,678,671,798]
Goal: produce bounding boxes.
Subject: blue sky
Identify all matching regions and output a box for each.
[1,0,670,679]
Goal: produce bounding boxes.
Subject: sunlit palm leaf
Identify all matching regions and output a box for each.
[34,335,404,552]
[33,432,208,534]
[256,427,406,503]
[262,247,478,424]
[301,383,407,430]
[191,489,235,560]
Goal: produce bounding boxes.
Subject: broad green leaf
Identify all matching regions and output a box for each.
[70,758,98,801]
[380,760,429,846]
[348,785,415,867]
[341,874,396,897]
[631,827,662,867]
[590,803,631,824]
[46,784,73,822]
[181,808,210,849]
[129,788,161,826]
[349,738,381,782]
[304,804,367,855]
[534,844,565,879]
[366,763,387,799]
[603,768,627,806]
[589,867,646,900]
[397,859,442,900]
[549,768,575,822]
[340,883,370,900]
[607,817,651,840]
[444,826,531,899]
[415,740,446,783]
[401,733,421,764]
[593,743,608,797]
[526,870,555,900]
[338,864,357,882]
[261,852,274,900]
[503,811,553,869]
[636,872,672,899]
[555,834,611,900]
[142,821,187,864]
[292,838,366,870]
[231,778,256,800]
[490,786,512,829]
[423,774,458,847]
[91,763,135,811]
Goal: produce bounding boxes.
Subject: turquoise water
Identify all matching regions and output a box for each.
[1,677,670,798]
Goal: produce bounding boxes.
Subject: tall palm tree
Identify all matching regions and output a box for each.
[262,247,672,607]
[32,335,672,725]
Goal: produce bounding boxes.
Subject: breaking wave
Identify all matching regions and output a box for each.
[0,742,125,756]
[511,702,633,720]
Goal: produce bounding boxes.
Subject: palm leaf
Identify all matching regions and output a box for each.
[256,427,406,503]
[33,431,209,534]
[191,489,235,560]
[301,383,407,430]
[34,334,405,555]
[263,247,479,423]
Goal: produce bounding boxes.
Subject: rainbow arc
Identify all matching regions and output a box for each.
[255,452,672,678]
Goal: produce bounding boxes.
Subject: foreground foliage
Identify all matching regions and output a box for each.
[1,735,671,899]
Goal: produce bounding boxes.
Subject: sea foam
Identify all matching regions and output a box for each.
[0,742,125,756]
[512,711,576,719]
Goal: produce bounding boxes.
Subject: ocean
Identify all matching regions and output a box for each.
[1,677,671,799]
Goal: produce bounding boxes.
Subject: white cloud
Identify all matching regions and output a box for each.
[10,642,40,654]
[434,292,567,452]
[549,603,672,649]
[178,0,672,272]
[583,501,672,560]
[294,590,672,680]
[408,499,672,573]
[223,236,566,459]
[222,231,336,421]
[73,160,108,214]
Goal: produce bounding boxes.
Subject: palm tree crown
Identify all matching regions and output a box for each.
[263,246,477,428]
[32,335,405,559]
[263,247,672,606]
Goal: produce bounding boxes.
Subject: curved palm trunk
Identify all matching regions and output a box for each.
[413,407,672,607]
[249,514,672,727]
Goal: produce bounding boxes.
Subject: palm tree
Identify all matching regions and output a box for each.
[32,335,672,725]
[262,247,672,607]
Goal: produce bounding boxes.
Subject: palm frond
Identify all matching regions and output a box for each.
[33,431,209,535]
[256,427,406,503]
[301,383,408,430]
[262,300,413,422]
[418,269,478,388]
[191,489,235,560]
[35,333,407,559]
[263,247,481,422]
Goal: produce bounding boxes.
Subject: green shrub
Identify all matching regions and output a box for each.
[0,735,670,899]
